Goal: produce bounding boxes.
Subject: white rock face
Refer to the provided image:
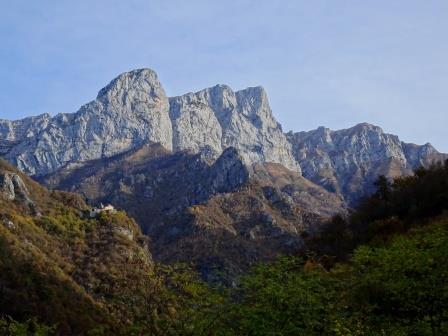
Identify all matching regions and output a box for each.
[287,123,447,204]
[169,91,223,158]
[169,85,301,172]
[2,67,442,188]
[0,69,173,175]
[0,113,51,142]
[1,69,300,176]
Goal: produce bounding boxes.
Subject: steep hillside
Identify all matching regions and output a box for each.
[157,163,343,281]
[5,159,446,335]
[0,160,160,334]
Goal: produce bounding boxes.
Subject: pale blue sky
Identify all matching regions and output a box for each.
[1,1,447,151]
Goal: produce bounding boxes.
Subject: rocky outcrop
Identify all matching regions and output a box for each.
[402,142,444,168]
[0,166,42,216]
[169,85,300,172]
[287,123,447,204]
[0,113,51,155]
[0,114,50,139]
[0,172,33,205]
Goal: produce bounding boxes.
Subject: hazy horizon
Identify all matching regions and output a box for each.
[1,1,447,151]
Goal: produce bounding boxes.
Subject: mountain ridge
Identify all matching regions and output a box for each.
[1,68,446,205]
[287,122,447,204]
[0,68,299,175]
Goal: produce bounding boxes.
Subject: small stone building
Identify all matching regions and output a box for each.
[89,203,116,218]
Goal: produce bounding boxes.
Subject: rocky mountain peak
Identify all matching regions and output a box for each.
[402,142,443,168]
[235,86,268,111]
[208,83,235,97]
[0,69,174,175]
[287,123,447,204]
[96,68,165,102]
[0,69,303,176]
[351,122,381,131]
[420,142,437,154]
[169,83,300,172]
[94,68,170,123]
[234,86,277,128]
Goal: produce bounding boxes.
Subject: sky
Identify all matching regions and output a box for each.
[1,1,447,151]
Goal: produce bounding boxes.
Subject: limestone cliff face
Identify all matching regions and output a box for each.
[1,69,300,176]
[286,123,447,204]
[0,113,51,145]
[169,85,301,172]
[1,69,172,176]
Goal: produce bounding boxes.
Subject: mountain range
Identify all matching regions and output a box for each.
[1,68,446,278]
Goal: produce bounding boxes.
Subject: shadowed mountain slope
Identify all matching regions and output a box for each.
[41,143,344,281]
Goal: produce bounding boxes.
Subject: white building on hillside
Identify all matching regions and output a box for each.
[89,203,116,218]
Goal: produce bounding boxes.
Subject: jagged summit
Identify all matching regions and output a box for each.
[351,121,381,129]
[287,122,447,204]
[0,113,51,139]
[169,82,299,172]
[173,83,267,98]
[0,112,51,124]
[0,68,300,176]
[0,68,174,175]
[96,68,163,99]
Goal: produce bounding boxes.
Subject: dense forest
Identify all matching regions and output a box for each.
[1,160,448,335]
